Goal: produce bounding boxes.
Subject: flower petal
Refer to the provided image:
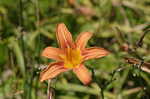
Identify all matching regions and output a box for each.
[75,32,93,50]
[56,23,74,49]
[41,47,64,61]
[40,62,67,82]
[82,47,110,61]
[73,64,92,85]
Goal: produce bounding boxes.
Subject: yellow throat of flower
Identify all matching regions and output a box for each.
[60,48,83,68]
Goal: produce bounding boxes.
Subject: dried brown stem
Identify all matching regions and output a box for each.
[124,57,150,74]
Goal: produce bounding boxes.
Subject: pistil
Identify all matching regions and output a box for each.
[60,48,83,68]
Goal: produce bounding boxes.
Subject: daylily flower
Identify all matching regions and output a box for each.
[40,23,110,85]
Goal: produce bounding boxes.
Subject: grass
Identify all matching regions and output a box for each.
[0,0,150,99]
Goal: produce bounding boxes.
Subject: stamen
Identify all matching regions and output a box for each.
[60,48,83,68]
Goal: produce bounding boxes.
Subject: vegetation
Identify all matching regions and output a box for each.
[0,0,150,99]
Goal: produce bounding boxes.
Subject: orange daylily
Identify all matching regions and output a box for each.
[40,23,110,85]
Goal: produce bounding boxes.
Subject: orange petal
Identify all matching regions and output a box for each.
[56,23,74,49]
[75,32,93,50]
[82,47,110,61]
[40,62,67,82]
[41,47,64,61]
[73,64,92,85]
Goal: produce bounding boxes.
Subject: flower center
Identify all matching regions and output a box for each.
[60,48,83,68]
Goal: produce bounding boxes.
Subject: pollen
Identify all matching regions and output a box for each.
[60,48,83,68]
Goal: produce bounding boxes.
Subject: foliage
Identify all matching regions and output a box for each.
[0,0,150,99]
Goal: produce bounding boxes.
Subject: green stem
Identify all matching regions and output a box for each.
[8,37,25,77]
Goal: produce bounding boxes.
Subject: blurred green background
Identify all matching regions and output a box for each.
[0,0,150,99]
